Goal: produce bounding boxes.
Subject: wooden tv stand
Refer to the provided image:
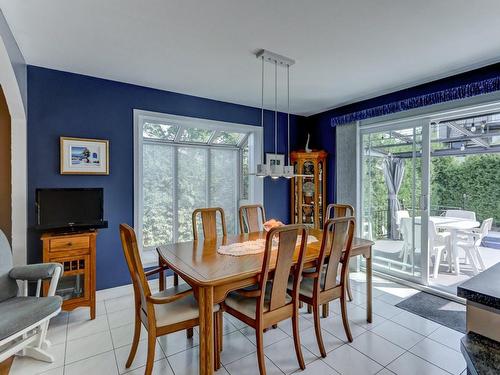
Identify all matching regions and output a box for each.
[42,230,97,319]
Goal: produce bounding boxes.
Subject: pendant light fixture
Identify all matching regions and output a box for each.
[253,49,297,179]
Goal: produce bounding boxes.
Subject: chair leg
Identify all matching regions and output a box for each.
[291,311,306,370]
[312,302,326,358]
[214,313,221,370]
[255,328,267,375]
[173,273,179,286]
[433,247,442,279]
[218,310,223,351]
[340,296,353,343]
[345,272,353,302]
[465,247,479,275]
[322,303,329,318]
[307,304,312,313]
[187,328,194,338]
[144,332,156,375]
[126,313,141,368]
[474,246,486,271]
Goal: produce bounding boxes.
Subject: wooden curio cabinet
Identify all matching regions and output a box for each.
[290,150,327,229]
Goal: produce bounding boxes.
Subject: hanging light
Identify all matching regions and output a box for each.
[470,122,476,132]
[251,49,300,179]
[460,143,466,151]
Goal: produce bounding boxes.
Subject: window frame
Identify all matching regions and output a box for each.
[134,109,263,264]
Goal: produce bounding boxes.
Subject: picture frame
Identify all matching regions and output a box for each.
[60,137,109,175]
[266,153,285,167]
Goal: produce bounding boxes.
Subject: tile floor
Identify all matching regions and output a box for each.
[10,273,467,375]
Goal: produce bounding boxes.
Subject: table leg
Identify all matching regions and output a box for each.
[366,253,372,323]
[158,255,165,292]
[198,286,214,375]
[452,231,460,275]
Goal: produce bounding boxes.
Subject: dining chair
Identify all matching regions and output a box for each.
[119,224,222,374]
[192,207,227,241]
[445,210,476,221]
[222,224,309,375]
[239,204,266,233]
[321,203,355,316]
[456,218,493,275]
[291,217,355,357]
[429,220,452,278]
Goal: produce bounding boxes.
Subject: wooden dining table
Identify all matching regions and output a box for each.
[157,229,373,375]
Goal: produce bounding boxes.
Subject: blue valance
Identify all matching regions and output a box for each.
[331,76,500,127]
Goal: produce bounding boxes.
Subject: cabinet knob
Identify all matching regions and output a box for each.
[67,242,72,246]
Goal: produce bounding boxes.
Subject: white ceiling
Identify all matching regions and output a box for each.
[3,0,500,116]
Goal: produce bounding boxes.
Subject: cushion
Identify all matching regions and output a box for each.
[9,263,61,282]
[289,275,325,298]
[152,291,219,327]
[0,296,62,340]
[224,285,291,319]
[0,230,17,302]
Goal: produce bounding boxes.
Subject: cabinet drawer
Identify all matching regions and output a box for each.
[50,236,89,251]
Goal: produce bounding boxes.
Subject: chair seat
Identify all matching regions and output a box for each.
[0,296,62,341]
[288,275,326,298]
[152,288,219,327]
[224,285,291,319]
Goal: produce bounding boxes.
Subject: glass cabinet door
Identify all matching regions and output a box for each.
[55,255,90,301]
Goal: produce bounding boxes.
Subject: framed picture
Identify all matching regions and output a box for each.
[60,137,109,175]
[266,153,285,167]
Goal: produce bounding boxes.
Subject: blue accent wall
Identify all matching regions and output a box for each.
[27,66,306,290]
[307,62,500,205]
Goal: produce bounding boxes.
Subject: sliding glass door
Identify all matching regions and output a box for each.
[359,122,429,284]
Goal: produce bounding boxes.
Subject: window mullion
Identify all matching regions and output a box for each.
[206,148,211,207]
[173,145,179,242]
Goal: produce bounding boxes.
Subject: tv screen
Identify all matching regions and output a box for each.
[35,188,107,230]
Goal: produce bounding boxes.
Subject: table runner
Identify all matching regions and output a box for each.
[217,235,318,256]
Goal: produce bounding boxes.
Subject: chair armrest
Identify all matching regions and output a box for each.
[233,288,261,298]
[9,263,63,282]
[146,283,193,304]
[302,271,319,279]
[144,265,167,277]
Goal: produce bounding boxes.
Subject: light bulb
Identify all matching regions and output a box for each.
[460,143,465,151]
[471,124,476,132]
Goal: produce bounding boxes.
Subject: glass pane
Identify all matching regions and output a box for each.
[142,143,174,247]
[179,128,213,143]
[143,122,178,141]
[57,274,85,300]
[212,131,244,145]
[241,142,249,200]
[210,149,238,234]
[177,147,208,241]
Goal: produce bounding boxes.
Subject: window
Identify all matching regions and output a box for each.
[135,110,263,257]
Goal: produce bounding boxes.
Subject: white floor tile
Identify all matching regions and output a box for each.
[105,295,135,314]
[224,351,282,375]
[278,316,313,335]
[65,330,113,364]
[410,338,466,375]
[224,313,249,330]
[322,344,383,375]
[158,329,199,357]
[10,343,65,375]
[115,339,165,374]
[390,311,440,336]
[371,321,424,350]
[240,325,289,347]
[111,322,148,349]
[38,368,64,375]
[321,314,366,341]
[64,350,118,375]
[349,331,405,366]
[67,314,110,341]
[46,323,67,346]
[376,369,396,375]
[167,346,229,375]
[387,352,450,375]
[107,307,136,329]
[345,305,386,330]
[220,330,256,365]
[371,300,403,319]
[68,302,106,322]
[299,327,343,357]
[126,358,174,375]
[265,337,317,374]
[292,358,339,374]
[428,326,463,352]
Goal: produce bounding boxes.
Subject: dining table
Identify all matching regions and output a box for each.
[157,228,373,375]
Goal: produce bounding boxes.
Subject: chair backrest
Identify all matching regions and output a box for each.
[400,217,421,250]
[395,210,410,226]
[445,210,476,221]
[325,203,354,221]
[0,230,18,301]
[258,224,308,313]
[239,204,266,234]
[192,207,227,241]
[316,217,355,291]
[428,220,439,246]
[119,224,153,317]
[479,218,493,239]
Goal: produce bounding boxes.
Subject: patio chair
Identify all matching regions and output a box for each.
[429,221,452,278]
[445,210,476,221]
[0,230,63,364]
[395,210,410,238]
[455,218,493,275]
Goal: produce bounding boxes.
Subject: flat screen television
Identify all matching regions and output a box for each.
[35,188,108,231]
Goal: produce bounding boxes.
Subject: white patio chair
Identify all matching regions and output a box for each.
[400,218,421,269]
[455,218,493,275]
[429,221,452,278]
[395,210,410,238]
[445,210,476,221]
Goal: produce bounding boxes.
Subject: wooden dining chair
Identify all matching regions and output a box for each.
[119,224,223,374]
[324,203,355,309]
[292,217,355,357]
[239,204,266,233]
[222,224,309,375]
[192,207,227,241]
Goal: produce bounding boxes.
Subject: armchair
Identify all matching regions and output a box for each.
[0,230,63,364]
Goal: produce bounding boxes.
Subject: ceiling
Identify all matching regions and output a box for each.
[3,0,500,116]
